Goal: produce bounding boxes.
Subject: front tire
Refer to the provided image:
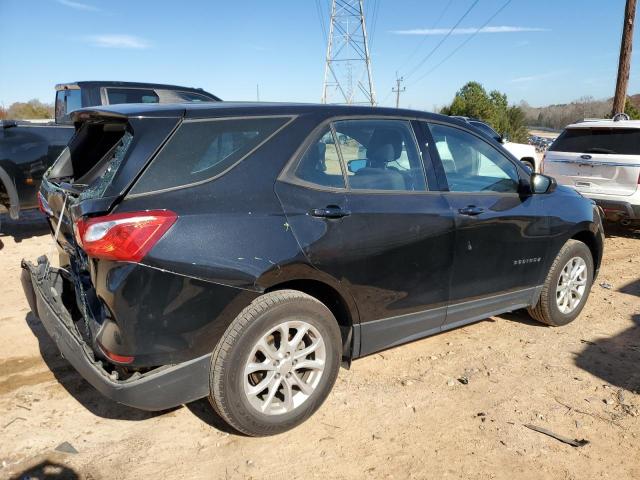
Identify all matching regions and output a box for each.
[528,240,594,326]
[209,290,342,436]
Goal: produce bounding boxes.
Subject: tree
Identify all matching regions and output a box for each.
[440,81,529,142]
[5,99,54,119]
[623,97,640,119]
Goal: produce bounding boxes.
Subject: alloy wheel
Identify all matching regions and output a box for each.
[555,256,587,314]
[243,320,326,415]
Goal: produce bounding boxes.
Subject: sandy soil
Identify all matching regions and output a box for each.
[0,213,638,480]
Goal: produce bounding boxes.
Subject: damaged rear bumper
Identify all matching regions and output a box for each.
[20,259,212,411]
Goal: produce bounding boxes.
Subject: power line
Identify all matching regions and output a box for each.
[396,0,453,74]
[367,0,381,50]
[408,0,514,86]
[315,0,328,44]
[403,0,480,80]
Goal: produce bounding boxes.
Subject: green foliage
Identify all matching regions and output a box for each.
[440,81,529,143]
[623,97,640,119]
[5,99,54,119]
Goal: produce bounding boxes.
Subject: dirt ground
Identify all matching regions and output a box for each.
[0,212,638,480]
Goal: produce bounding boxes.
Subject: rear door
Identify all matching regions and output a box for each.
[276,117,455,357]
[425,122,550,328]
[545,127,640,196]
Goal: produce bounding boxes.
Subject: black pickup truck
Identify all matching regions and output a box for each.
[0,81,220,219]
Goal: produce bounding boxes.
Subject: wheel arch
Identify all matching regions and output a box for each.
[264,278,359,365]
[0,164,20,219]
[571,229,602,274]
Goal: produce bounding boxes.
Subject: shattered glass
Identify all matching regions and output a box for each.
[79,131,133,201]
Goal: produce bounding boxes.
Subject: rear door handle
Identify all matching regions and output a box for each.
[311,205,350,219]
[458,205,484,216]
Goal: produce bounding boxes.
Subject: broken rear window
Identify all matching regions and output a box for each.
[79,131,133,201]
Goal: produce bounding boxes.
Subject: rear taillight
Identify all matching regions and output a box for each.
[74,210,177,262]
[100,342,134,364]
[540,153,546,174]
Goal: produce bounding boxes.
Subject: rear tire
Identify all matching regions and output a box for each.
[528,240,594,326]
[209,290,342,436]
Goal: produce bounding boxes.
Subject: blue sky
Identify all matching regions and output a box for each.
[1,0,637,110]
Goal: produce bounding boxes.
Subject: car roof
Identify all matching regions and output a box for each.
[565,119,640,129]
[71,101,456,124]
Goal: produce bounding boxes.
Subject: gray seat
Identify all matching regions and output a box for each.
[350,128,406,190]
[297,142,343,187]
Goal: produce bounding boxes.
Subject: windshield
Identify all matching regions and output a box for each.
[550,128,640,155]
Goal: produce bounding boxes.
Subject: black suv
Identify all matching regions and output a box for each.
[22,103,604,436]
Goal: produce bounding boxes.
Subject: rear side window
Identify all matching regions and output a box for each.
[106,88,159,105]
[55,89,82,123]
[295,128,345,188]
[550,128,640,155]
[130,117,289,194]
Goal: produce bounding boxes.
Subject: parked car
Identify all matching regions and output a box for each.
[543,116,640,225]
[0,81,221,219]
[22,103,604,436]
[451,116,539,172]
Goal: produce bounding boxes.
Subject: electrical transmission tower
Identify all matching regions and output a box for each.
[321,0,376,106]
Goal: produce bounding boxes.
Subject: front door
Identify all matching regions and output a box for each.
[426,122,550,328]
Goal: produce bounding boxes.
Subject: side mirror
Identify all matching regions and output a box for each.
[347,159,367,173]
[531,173,556,194]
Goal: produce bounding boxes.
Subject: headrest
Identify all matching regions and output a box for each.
[367,128,402,164]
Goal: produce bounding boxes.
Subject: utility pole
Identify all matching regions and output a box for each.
[613,0,637,115]
[321,0,376,105]
[392,74,405,108]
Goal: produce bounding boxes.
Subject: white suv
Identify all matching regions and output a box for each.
[453,117,539,172]
[543,117,640,224]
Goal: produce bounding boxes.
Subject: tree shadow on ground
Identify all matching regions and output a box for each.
[574,313,640,392]
[24,312,170,421]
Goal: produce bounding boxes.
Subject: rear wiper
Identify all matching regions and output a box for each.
[584,147,616,154]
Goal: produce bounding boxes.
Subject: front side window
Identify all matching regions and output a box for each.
[429,123,519,193]
[294,128,345,188]
[130,117,289,194]
[469,121,501,142]
[106,88,159,105]
[332,119,427,192]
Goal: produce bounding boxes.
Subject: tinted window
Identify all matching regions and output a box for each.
[106,88,159,105]
[131,117,289,194]
[55,89,82,123]
[295,128,345,188]
[156,90,216,103]
[332,119,427,191]
[429,123,519,193]
[469,121,500,141]
[550,128,640,155]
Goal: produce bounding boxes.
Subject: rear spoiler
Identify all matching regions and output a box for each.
[71,109,129,126]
